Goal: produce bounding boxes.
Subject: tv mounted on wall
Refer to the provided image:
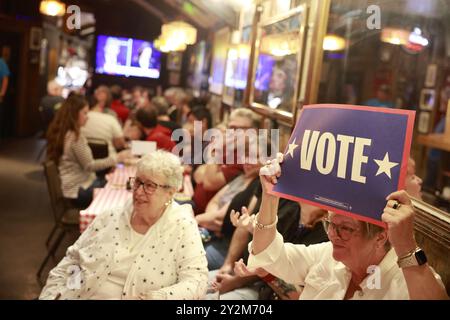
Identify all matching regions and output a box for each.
[95,34,161,79]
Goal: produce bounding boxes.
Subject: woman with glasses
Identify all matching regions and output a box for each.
[40,150,208,300]
[235,153,447,300]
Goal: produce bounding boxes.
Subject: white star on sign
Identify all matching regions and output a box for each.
[373,152,399,179]
[286,138,298,158]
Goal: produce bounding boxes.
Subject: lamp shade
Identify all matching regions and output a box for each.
[323,34,346,51]
[154,35,187,53]
[40,0,66,17]
[161,21,197,45]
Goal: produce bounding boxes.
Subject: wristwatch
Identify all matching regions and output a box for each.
[397,247,427,268]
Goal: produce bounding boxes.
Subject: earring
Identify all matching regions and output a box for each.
[164,199,173,207]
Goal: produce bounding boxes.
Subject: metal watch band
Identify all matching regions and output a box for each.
[397,247,425,269]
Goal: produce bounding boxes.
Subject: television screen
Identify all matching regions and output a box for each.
[224,48,249,90]
[95,35,161,79]
[254,54,276,91]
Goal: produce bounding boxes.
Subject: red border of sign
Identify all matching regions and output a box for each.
[268,104,416,228]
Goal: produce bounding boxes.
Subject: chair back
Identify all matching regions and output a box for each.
[43,160,68,223]
[87,138,109,159]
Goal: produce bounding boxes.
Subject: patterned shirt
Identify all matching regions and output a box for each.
[39,200,208,300]
[59,131,116,198]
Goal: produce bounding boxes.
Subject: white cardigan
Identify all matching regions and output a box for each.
[40,200,208,300]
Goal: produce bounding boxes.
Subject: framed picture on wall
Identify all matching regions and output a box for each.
[419,89,436,111]
[425,64,437,87]
[209,27,231,95]
[249,5,308,125]
[167,52,182,71]
[417,111,431,134]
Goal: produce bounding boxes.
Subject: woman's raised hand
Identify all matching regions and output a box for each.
[259,152,284,193]
[382,190,417,256]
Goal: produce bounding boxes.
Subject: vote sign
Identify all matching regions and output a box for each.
[271,104,415,226]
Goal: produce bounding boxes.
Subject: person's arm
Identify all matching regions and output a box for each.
[113,136,126,150]
[212,273,260,294]
[203,164,227,191]
[251,154,283,254]
[39,209,109,299]
[220,226,251,274]
[204,184,229,213]
[0,76,8,99]
[383,190,448,300]
[71,135,117,172]
[196,204,228,233]
[234,259,300,300]
[111,117,127,150]
[195,184,229,231]
[263,276,300,300]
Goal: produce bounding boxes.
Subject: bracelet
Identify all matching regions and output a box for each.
[254,213,278,230]
[261,273,276,283]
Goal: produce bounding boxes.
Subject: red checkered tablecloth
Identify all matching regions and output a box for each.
[105,165,137,188]
[79,165,136,233]
[79,188,131,233]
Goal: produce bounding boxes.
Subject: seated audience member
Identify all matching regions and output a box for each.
[212,154,430,300]
[192,108,260,214]
[197,162,261,270]
[240,153,448,300]
[82,93,126,156]
[364,84,394,108]
[182,106,212,170]
[152,96,180,133]
[135,106,176,151]
[165,88,191,125]
[121,88,133,109]
[40,151,208,300]
[198,139,272,271]
[39,80,65,132]
[46,94,130,209]
[92,85,118,118]
[130,86,144,110]
[110,85,130,124]
[207,194,328,300]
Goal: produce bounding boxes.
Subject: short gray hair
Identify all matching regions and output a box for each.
[136,150,184,190]
[151,96,170,116]
[229,108,260,128]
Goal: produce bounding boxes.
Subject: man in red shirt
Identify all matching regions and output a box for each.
[135,106,175,152]
[110,85,130,124]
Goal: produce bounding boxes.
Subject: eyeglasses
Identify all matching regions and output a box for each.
[322,218,360,241]
[127,177,171,194]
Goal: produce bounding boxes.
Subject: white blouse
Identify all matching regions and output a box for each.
[40,200,208,300]
[248,232,443,300]
[90,229,144,299]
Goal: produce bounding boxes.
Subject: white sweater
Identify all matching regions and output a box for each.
[40,200,208,300]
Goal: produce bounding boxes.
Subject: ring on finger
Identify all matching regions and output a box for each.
[393,201,401,210]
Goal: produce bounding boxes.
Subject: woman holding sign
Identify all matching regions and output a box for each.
[238,153,447,300]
